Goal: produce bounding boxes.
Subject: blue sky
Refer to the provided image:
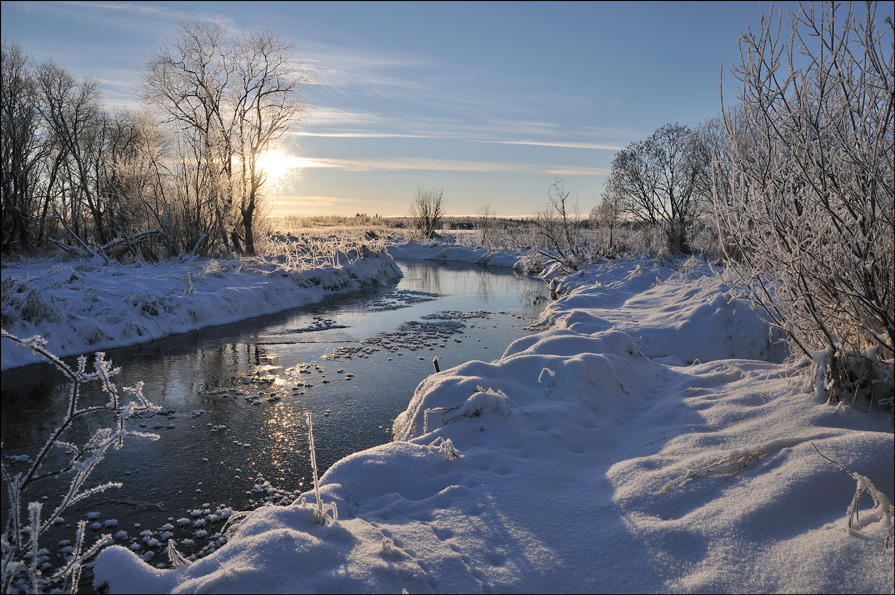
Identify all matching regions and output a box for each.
[5,1,881,218]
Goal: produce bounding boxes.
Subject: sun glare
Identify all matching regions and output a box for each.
[257,149,296,183]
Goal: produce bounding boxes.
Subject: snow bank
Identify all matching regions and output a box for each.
[540,257,790,364]
[91,254,893,594]
[387,241,527,270]
[1,252,401,370]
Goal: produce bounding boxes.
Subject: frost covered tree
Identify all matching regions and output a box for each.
[591,186,624,257]
[142,21,236,255]
[230,29,308,256]
[713,1,894,405]
[143,22,308,255]
[532,178,585,271]
[475,203,497,247]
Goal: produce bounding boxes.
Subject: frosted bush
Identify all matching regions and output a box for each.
[712,2,893,408]
[519,249,545,275]
[626,224,670,259]
[200,259,227,278]
[0,330,159,594]
[256,234,387,274]
[1,277,61,327]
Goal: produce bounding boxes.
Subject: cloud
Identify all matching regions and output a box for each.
[295,131,433,140]
[300,41,439,90]
[29,1,234,34]
[301,107,386,127]
[290,156,608,176]
[297,102,632,150]
[478,139,626,151]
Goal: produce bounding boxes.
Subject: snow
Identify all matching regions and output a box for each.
[1,250,401,371]
[387,241,527,269]
[2,242,892,593]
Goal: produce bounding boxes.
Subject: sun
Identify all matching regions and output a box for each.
[256,149,296,183]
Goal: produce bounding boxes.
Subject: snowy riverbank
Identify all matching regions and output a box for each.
[1,249,402,371]
[62,250,891,594]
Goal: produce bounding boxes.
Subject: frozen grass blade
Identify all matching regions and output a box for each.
[306,411,337,526]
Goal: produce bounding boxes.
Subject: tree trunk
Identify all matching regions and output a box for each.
[241,198,255,256]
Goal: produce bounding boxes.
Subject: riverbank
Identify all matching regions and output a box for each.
[1,240,547,371]
[1,248,403,371]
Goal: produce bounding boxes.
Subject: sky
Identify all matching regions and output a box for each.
[4,1,889,218]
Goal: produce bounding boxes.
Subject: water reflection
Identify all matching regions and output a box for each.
[401,261,444,294]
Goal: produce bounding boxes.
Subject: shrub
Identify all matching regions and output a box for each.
[1,331,158,593]
[409,187,445,240]
[713,1,894,407]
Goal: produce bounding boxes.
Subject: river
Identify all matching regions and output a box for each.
[0,259,550,564]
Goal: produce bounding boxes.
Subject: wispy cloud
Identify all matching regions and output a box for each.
[24,1,233,34]
[295,131,434,140]
[287,156,608,176]
[479,139,626,151]
[301,107,384,127]
[300,41,439,90]
[298,106,630,150]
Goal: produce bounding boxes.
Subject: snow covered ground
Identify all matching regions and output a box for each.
[2,243,892,593]
[0,248,401,371]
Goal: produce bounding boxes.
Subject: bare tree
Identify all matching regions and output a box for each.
[691,116,733,212]
[2,50,124,254]
[1,42,45,252]
[683,115,738,259]
[591,187,623,257]
[143,21,307,256]
[95,111,180,260]
[409,186,445,239]
[36,61,113,245]
[606,123,708,253]
[143,21,235,255]
[231,29,308,255]
[475,203,496,247]
[714,1,894,405]
[532,178,584,271]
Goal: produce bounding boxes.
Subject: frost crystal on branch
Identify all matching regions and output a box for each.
[712,1,894,408]
[1,330,159,593]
